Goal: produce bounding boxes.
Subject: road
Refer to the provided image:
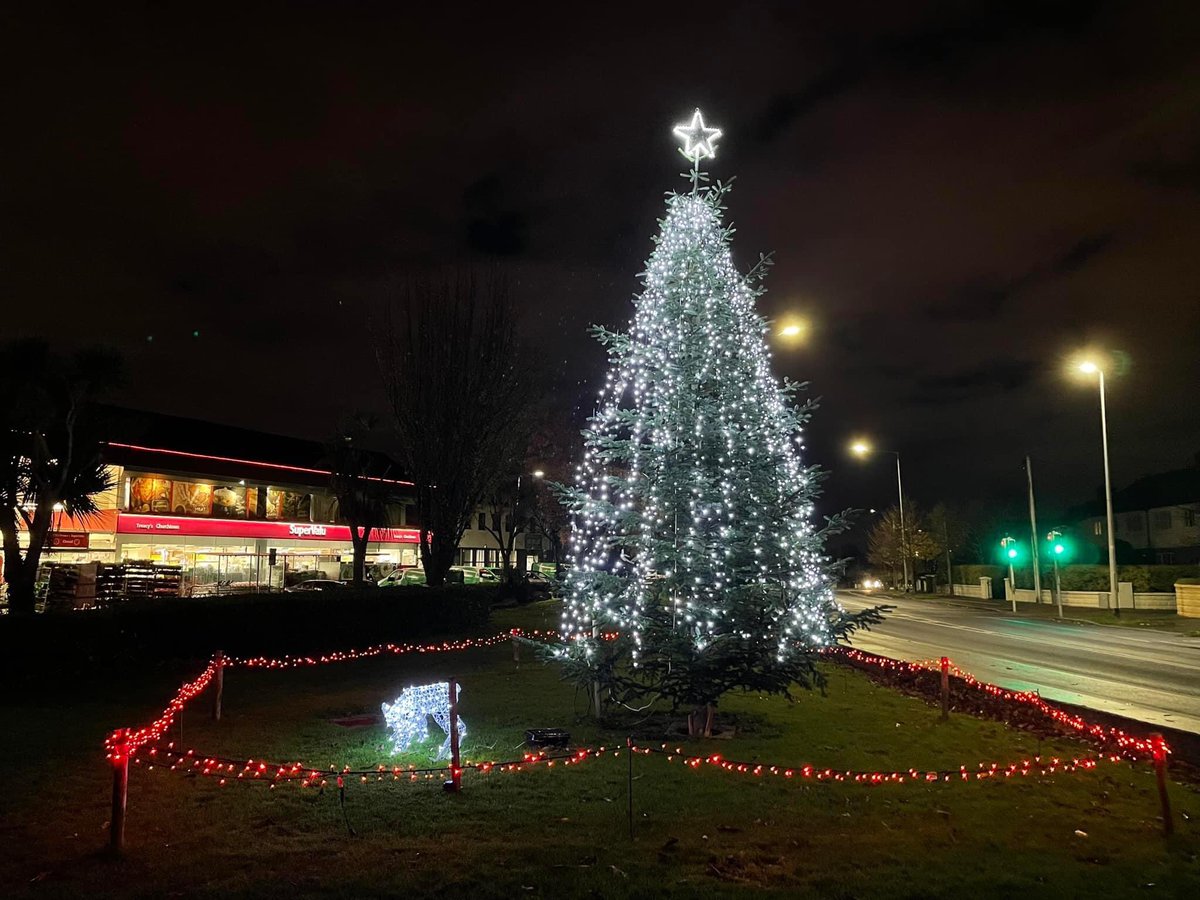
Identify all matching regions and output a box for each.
[837,590,1200,735]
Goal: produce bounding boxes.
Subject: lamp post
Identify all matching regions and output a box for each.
[850,440,909,591]
[1077,359,1120,616]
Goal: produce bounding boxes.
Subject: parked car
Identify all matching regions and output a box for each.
[449,566,497,585]
[526,570,553,597]
[284,579,347,593]
[378,567,427,587]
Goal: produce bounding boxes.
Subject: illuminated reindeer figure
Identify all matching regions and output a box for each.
[381,682,466,760]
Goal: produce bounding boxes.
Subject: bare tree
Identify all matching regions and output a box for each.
[326,415,398,588]
[867,501,937,588]
[479,469,535,585]
[526,421,578,577]
[928,502,969,592]
[0,339,122,614]
[375,271,530,587]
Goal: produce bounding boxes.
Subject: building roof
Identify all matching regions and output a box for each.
[1067,465,1200,520]
[96,406,409,489]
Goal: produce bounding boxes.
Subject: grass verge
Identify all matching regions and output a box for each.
[1,600,1197,898]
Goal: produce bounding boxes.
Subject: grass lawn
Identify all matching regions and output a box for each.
[2,600,1198,898]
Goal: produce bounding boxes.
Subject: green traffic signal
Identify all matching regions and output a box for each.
[998,536,1022,563]
[1045,530,1071,560]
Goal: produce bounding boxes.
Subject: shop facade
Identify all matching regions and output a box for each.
[10,411,552,599]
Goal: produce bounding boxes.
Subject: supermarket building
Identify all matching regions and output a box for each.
[17,409,543,595]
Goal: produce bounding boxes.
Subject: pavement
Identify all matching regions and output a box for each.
[837,589,1200,735]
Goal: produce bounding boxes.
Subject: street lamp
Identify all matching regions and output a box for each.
[775,315,810,346]
[849,439,909,591]
[1074,356,1120,616]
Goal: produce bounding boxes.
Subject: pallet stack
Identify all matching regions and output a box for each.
[96,563,184,605]
[43,562,100,610]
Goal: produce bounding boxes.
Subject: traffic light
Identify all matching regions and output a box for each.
[998,536,1023,563]
[1045,530,1071,561]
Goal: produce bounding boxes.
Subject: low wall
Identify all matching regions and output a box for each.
[1004,581,1175,611]
[948,582,985,598]
[1178,583,1200,618]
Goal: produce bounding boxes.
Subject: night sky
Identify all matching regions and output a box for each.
[7,2,1199,523]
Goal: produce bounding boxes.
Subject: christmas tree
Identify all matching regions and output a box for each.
[557,111,882,734]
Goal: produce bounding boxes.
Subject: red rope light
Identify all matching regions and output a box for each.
[828,646,1167,759]
[106,631,1167,790]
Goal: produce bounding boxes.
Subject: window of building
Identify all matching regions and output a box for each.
[491,512,500,532]
[403,503,421,529]
[1156,551,1176,564]
[477,512,486,530]
[1153,511,1172,530]
[1093,520,1103,536]
[1185,509,1197,528]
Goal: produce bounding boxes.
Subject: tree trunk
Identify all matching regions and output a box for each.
[4,562,37,615]
[350,528,369,587]
[3,507,51,615]
[686,703,716,738]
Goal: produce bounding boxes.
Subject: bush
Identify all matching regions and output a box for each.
[1147,565,1200,591]
[1049,565,1199,592]
[950,565,1003,585]
[0,586,497,681]
[1177,577,1200,586]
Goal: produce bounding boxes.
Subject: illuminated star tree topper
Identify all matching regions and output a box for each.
[673,108,722,189]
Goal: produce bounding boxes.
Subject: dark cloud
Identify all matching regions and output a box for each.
[1052,233,1114,275]
[463,174,530,256]
[1131,145,1200,193]
[3,0,1199,519]
[927,233,1115,320]
[912,360,1037,404]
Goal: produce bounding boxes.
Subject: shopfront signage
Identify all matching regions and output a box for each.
[116,514,421,544]
[50,532,90,549]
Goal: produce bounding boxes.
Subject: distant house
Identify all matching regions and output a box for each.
[1070,466,1200,564]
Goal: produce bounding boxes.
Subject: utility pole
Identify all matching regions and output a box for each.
[942,518,954,597]
[895,454,909,591]
[1025,456,1042,604]
[1047,529,1064,618]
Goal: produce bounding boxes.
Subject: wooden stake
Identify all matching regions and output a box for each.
[940,656,950,721]
[1151,733,1173,836]
[448,678,462,793]
[626,736,634,841]
[109,732,129,855]
[212,650,225,722]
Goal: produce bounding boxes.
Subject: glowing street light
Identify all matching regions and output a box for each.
[775,316,811,348]
[1071,353,1120,616]
[848,438,909,591]
[531,469,545,479]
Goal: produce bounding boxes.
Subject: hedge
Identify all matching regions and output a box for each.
[1010,564,1200,592]
[0,586,496,681]
[949,565,1004,584]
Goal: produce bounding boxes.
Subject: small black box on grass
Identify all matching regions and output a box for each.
[525,728,570,748]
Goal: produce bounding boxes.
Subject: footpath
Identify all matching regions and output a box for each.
[848,589,1200,635]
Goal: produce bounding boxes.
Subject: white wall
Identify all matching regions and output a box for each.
[1004,581,1175,610]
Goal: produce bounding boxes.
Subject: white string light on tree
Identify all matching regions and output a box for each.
[555,111,864,729]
